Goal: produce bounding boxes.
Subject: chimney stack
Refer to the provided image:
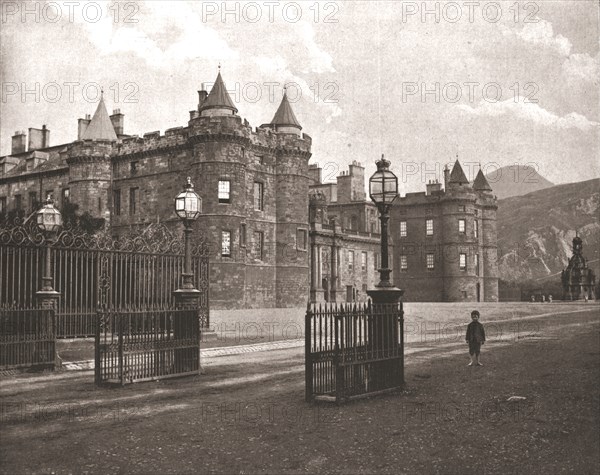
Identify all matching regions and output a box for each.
[28,125,50,151]
[109,109,124,136]
[78,114,91,140]
[11,130,27,154]
[198,84,208,110]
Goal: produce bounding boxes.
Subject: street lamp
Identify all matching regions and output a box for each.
[369,154,399,289]
[175,177,201,290]
[36,194,62,293]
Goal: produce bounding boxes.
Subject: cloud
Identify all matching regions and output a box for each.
[500,19,572,56]
[74,1,237,68]
[297,22,335,74]
[562,53,600,83]
[457,98,599,131]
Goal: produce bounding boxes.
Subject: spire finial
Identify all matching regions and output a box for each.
[218,62,221,72]
[185,176,193,190]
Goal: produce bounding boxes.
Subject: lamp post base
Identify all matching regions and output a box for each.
[36,290,60,310]
[367,286,404,305]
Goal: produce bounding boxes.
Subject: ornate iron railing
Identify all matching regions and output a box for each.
[0,219,210,337]
[0,307,56,370]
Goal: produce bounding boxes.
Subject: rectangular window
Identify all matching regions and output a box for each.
[400,221,407,237]
[129,187,138,215]
[348,250,354,272]
[400,255,408,271]
[0,197,6,215]
[459,253,467,271]
[113,189,121,216]
[361,252,367,272]
[130,161,138,175]
[257,155,265,165]
[240,223,247,247]
[218,180,231,203]
[221,231,231,257]
[427,253,435,270]
[474,220,478,238]
[14,194,22,210]
[296,228,307,251]
[475,253,480,276]
[426,219,433,236]
[374,252,379,270]
[254,181,264,211]
[458,219,466,234]
[28,191,38,212]
[62,188,70,207]
[458,205,466,212]
[254,231,264,260]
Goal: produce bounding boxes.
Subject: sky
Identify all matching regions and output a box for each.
[1,0,598,193]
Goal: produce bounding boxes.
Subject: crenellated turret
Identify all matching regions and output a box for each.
[66,93,116,223]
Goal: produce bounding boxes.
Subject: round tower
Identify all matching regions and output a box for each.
[269,92,312,307]
[441,160,480,301]
[187,71,252,308]
[474,168,498,302]
[66,93,117,224]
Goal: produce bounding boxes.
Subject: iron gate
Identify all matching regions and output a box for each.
[0,219,209,337]
[305,300,404,403]
[95,307,200,385]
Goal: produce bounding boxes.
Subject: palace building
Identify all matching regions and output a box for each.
[0,71,499,308]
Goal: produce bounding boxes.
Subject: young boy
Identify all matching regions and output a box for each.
[466,310,486,366]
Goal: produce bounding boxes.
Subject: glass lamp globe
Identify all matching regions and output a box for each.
[175,177,202,220]
[36,195,63,233]
[369,155,399,205]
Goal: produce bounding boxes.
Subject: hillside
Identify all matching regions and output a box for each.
[486,165,554,200]
[496,178,600,284]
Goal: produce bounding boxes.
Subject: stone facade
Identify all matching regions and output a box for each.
[0,72,311,309]
[1,74,499,308]
[389,162,498,302]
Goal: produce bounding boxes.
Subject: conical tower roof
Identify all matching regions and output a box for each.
[81,92,117,141]
[448,160,469,185]
[199,71,238,114]
[473,168,492,191]
[270,91,302,129]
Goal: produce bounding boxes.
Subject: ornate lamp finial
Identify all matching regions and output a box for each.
[376,154,391,171]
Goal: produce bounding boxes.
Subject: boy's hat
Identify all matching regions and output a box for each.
[471,310,480,317]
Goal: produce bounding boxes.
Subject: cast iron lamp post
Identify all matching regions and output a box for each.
[367,155,404,303]
[175,177,202,291]
[36,194,62,294]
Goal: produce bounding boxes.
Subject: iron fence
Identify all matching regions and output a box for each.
[95,307,200,385]
[305,300,404,403]
[0,307,56,370]
[0,219,210,338]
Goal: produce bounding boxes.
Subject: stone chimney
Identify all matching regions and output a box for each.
[11,130,27,154]
[426,180,442,196]
[28,125,50,151]
[198,83,208,110]
[308,164,322,184]
[78,114,91,140]
[109,109,124,135]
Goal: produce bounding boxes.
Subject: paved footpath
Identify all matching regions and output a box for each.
[61,306,599,371]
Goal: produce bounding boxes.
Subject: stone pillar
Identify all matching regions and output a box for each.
[331,243,338,303]
[310,237,318,303]
[173,288,201,373]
